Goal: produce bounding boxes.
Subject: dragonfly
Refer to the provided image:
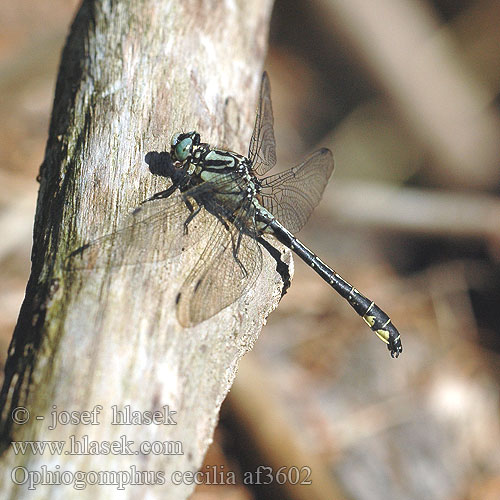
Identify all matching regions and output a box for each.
[70,72,402,358]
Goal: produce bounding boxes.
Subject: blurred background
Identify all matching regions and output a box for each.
[1,0,500,499]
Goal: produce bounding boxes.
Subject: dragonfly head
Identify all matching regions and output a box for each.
[170,131,200,165]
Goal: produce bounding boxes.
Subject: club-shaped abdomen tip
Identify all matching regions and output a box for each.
[365,314,402,358]
[384,322,402,358]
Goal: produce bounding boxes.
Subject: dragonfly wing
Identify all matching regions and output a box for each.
[176,201,262,327]
[259,148,334,233]
[67,166,254,273]
[66,192,215,271]
[248,72,277,176]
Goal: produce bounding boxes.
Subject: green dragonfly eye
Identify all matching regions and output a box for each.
[170,133,181,148]
[174,137,193,161]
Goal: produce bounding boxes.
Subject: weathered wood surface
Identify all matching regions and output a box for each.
[0,0,281,498]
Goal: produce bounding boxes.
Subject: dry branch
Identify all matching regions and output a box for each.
[0,1,278,498]
[314,0,500,189]
[327,180,500,244]
[228,355,349,500]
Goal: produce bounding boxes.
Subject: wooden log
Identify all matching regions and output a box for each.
[0,1,281,498]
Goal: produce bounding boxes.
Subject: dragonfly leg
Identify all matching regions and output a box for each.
[212,210,231,232]
[183,200,202,235]
[232,229,248,277]
[140,183,178,204]
[211,210,248,276]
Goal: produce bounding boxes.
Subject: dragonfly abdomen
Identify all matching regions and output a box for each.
[268,219,402,358]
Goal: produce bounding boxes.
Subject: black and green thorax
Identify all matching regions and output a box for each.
[169,131,262,206]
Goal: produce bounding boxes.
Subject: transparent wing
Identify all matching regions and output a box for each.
[176,200,262,327]
[248,72,277,176]
[259,148,334,233]
[66,170,255,272]
[66,193,218,271]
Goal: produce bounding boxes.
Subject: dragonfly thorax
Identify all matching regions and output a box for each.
[170,131,255,182]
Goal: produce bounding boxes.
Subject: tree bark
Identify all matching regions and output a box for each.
[0,0,280,498]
